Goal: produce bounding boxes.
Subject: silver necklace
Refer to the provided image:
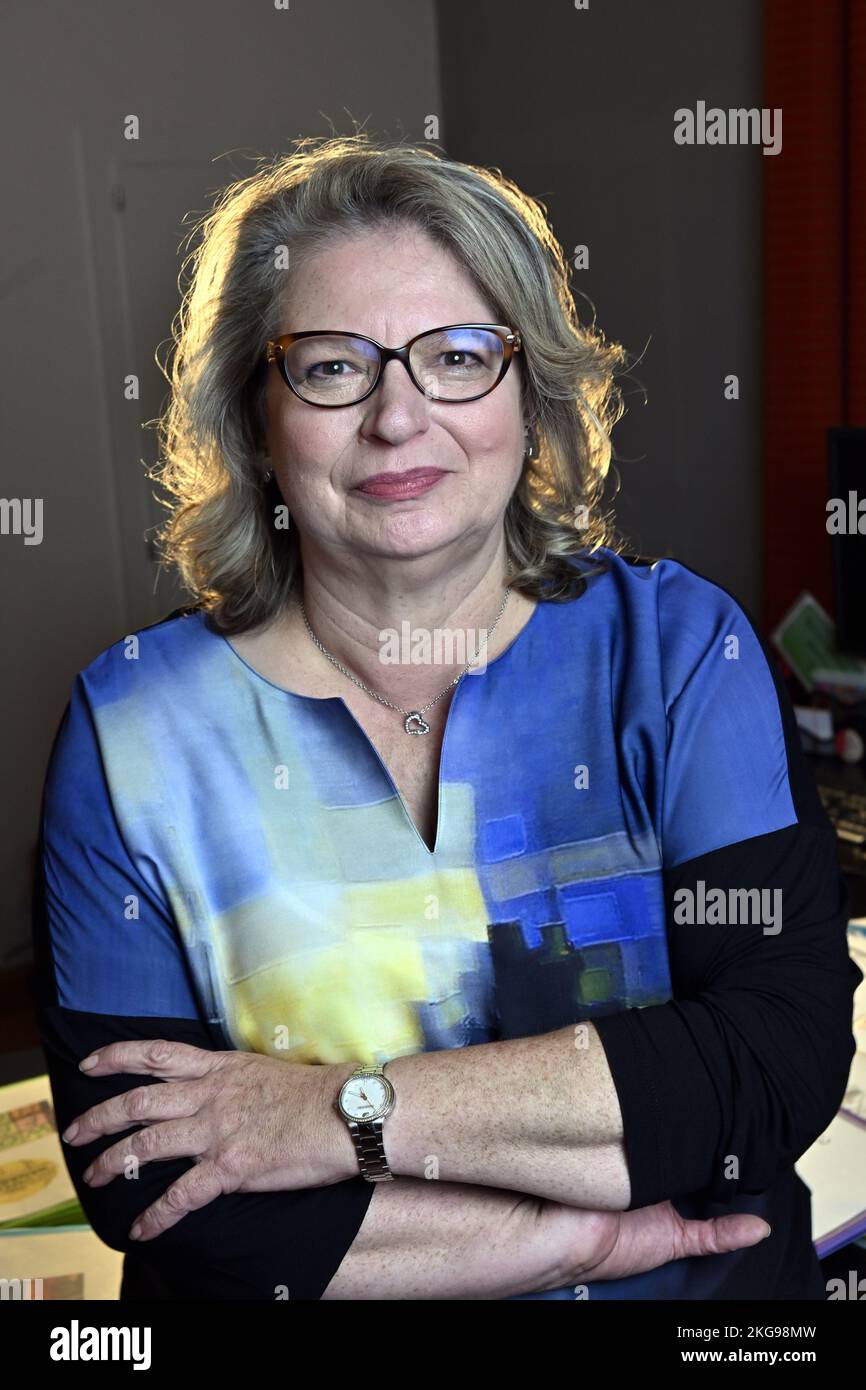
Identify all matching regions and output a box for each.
[300,584,512,735]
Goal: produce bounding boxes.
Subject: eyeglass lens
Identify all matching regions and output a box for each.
[282,327,506,404]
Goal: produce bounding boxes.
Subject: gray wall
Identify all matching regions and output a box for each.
[0,0,443,966]
[1,0,764,967]
[436,0,764,604]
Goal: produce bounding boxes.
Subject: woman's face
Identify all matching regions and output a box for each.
[263,224,526,567]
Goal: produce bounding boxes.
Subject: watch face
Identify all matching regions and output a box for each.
[340,1073,391,1122]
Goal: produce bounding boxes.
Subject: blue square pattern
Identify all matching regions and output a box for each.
[557,887,624,946]
[480,813,527,862]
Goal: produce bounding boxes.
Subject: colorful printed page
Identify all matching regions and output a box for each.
[0,1075,84,1229]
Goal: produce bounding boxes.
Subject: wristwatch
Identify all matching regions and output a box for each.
[335,1063,396,1182]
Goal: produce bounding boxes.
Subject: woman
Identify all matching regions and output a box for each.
[34,134,860,1301]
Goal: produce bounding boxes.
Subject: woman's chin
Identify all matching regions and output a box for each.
[360,509,471,558]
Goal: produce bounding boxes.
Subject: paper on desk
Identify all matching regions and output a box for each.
[0,1225,123,1299]
[796,1111,866,1254]
[792,923,866,1254]
[0,1075,83,1228]
[844,923,866,1121]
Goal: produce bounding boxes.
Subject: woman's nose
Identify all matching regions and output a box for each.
[361,358,431,442]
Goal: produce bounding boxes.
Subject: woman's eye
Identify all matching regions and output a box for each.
[307,359,355,378]
[440,350,482,369]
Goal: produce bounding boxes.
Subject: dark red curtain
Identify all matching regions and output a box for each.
[762,0,866,629]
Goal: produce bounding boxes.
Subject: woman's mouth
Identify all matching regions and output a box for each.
[353,468,448,500]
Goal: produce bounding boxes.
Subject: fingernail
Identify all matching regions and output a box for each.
[79,1055,99,1071]
[129,1224,142,1241]
[82,1165,94,1183]
[62,1122,79,1142]
[762,1223,772,1239]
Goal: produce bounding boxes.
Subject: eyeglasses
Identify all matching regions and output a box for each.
[265,323,522,407]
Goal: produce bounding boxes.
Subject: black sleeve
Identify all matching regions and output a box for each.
[593,615,863,1210]
[594,820,861,1208]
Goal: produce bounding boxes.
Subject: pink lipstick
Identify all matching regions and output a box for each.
[353,468,448,500]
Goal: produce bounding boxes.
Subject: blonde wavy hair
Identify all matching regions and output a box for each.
[152,133,633,633]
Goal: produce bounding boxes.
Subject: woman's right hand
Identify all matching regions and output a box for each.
[539,1196,771,1290]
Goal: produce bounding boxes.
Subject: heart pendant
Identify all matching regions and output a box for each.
[404,711,431,735]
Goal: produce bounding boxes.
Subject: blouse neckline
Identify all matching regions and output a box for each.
[206,596,545,703]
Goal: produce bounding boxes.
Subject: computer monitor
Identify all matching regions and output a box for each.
[828,426,866,657]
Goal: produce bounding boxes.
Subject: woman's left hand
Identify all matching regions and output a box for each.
[61,1040,357,1241]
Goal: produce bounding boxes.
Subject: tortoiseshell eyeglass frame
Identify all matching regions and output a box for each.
[264,323,523,407]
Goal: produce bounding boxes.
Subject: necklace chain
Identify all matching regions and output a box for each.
[300,583,512,735]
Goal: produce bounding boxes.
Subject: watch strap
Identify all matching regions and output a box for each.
[349,1119,394,1182]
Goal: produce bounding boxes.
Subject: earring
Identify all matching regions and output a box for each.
[262,468,274,485]
[524,425,539,461]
